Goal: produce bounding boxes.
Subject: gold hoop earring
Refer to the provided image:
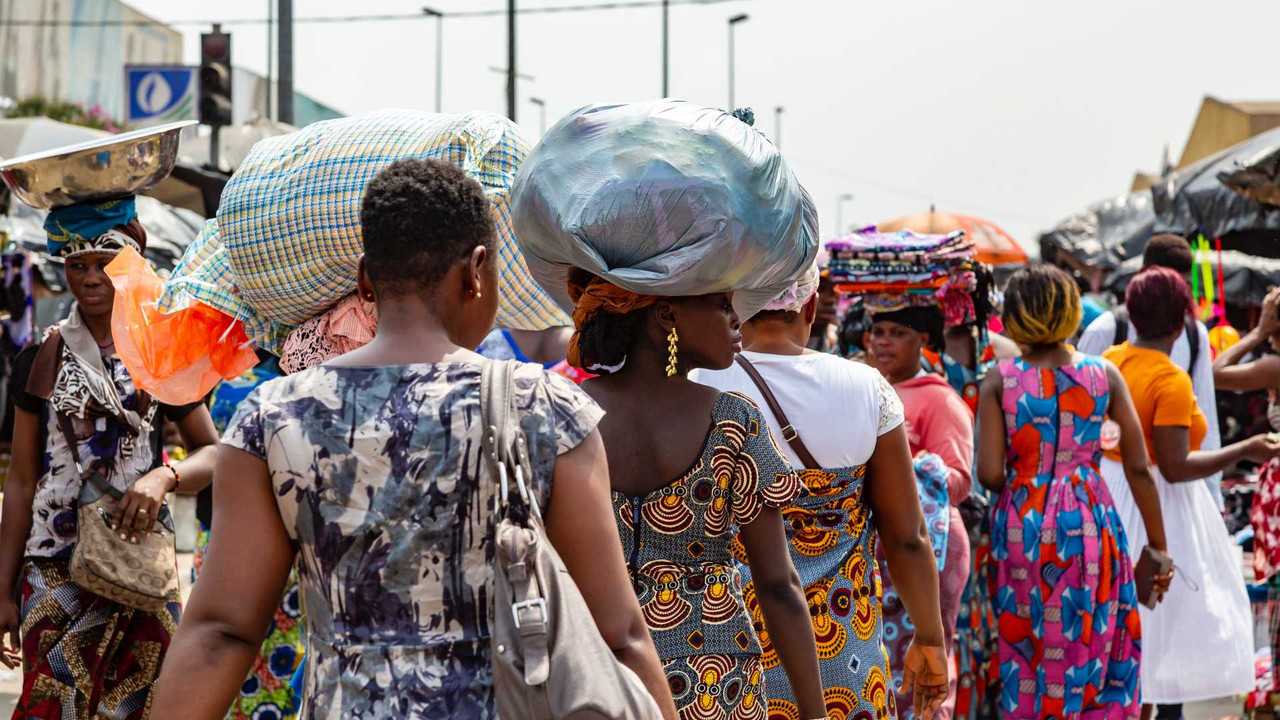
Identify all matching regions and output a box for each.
[666,327,679,377]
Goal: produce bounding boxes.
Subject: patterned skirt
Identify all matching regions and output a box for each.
[664,653,769,720]
[193,521,306,720]
[14,557,179,720]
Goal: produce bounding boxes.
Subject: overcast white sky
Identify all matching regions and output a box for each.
[128,0,1280,252]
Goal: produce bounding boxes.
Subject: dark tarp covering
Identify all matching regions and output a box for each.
[1106,249,1280,307]
[1220,138,1280,208]
[1039,191,1153,270]
[1153,126,1280,238]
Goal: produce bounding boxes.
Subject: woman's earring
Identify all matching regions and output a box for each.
[666,327,679,377]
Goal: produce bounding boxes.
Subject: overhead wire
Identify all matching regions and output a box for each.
[0,0,740,27]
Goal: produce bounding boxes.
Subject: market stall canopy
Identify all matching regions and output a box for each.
[1219,138,1280,208]
[877,209,1028,266]
[1039,191,1154,271]
[1107,249,1280,307]
[1153,126,1280,238]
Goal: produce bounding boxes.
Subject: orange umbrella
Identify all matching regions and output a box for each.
[877,208,1028,266]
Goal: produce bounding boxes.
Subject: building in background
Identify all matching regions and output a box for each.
[0,0,341,128]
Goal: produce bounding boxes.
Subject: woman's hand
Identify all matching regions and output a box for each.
[113,467,175,540]
[1244,433,1280,464]
[901,641,949,719]
[1258,287,1280,338]
[0,597,21,669]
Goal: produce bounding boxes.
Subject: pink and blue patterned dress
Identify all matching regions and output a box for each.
[990,357,1141,719]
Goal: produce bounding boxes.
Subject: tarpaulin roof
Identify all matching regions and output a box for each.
[1153,126,1280,238]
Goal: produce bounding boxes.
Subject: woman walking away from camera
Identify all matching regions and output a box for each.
[151,159,675,720]
[693,264,951,719]
[977,264,1170,720]
[1100,267,1261,718]
[0,198,220,720]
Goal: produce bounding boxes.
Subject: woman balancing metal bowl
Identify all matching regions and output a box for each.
[513,101,951,720]
[0,123,221,719]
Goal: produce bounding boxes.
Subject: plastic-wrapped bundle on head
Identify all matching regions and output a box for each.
[511,100,819,324]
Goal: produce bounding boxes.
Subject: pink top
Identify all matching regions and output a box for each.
[894,372,974,502]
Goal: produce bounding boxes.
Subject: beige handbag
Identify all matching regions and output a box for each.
[57,414,180,612]
[481,360,662,720]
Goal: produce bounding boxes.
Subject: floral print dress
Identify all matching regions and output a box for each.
[613,392,803,720]
[990,357,1141,719]
[222,360,602,720]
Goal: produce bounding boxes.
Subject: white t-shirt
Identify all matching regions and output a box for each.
[691,351,903,469]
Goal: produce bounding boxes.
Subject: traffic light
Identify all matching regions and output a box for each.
[199,30,232,127]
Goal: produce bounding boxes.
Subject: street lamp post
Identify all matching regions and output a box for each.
[836,193,854,237]
[529,97,547,135]
[774,105,783,149]
[422,6,443,113]
[661,0,669,97]
[727,13,748,110]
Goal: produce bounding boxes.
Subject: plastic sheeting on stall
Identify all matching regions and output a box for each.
[511,100,818,321]
[1039,191,1155,271]
[1154,126,1280,238]
[1107,249,1280,308]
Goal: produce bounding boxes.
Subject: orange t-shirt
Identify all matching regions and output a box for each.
[1102,343,1207,463]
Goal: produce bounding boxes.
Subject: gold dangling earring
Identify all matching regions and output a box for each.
[666,327,680,377]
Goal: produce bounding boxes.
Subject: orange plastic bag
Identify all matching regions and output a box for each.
[106,247,258,405]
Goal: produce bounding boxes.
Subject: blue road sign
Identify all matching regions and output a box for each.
[125,65,196,126]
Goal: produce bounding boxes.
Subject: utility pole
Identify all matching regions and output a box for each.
[507,0,517,121]
[266,0,274,120]
[774,105,783,149]
[423,7,444,112]
[836,193,854,237]
[277,0,294,124]
[529,97,547,135]
[661,0,669,97]
[727,14,748,110]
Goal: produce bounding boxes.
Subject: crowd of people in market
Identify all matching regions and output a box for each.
[0,99,1275,720]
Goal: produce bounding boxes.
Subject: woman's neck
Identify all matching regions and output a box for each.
[743,321,808,357]
[1131,335,1175,356]
[331,295,461,366]
[1020,342,1073,367]
[77,308,113,345]
[884,362,919,386]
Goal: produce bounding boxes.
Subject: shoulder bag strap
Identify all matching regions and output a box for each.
[1111,307,1130,345]
[734,354,820,469]
[1184,315,1200,374]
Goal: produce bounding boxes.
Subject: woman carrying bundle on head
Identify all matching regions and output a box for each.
[0,195,221,720]
[693,261,951,720]
[976,264,1170,720]
[514,101,849,720]
[152,158,675,720]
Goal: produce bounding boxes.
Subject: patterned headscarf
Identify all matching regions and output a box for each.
[43,197,141,259]
[759,258,821,314]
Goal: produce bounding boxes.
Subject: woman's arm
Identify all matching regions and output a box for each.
[0,408,41,668]
[1214,288,1280,391]
[976,370,1008,492]
[1104,364,1167,553]
[1151,426,1280,483]
[867,424,948,718]
[920,391,974,501]
[115,405,220,539]
[545,431,677,720]
[737,508,825,719]
[150,446,296,718]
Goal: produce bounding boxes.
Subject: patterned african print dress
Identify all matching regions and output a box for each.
[614,392,803,720]
[990,357,1141,719]
[193,357,306,720]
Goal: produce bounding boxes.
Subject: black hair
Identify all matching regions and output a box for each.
[575,309,647,371]
[1142,233,1193,275]
[871,306,945,351]
[360,158,493,294]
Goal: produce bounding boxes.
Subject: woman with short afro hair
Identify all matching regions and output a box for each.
[977,264,1168,719]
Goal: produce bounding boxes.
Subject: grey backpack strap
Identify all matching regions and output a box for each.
[1111,307,1130,346]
